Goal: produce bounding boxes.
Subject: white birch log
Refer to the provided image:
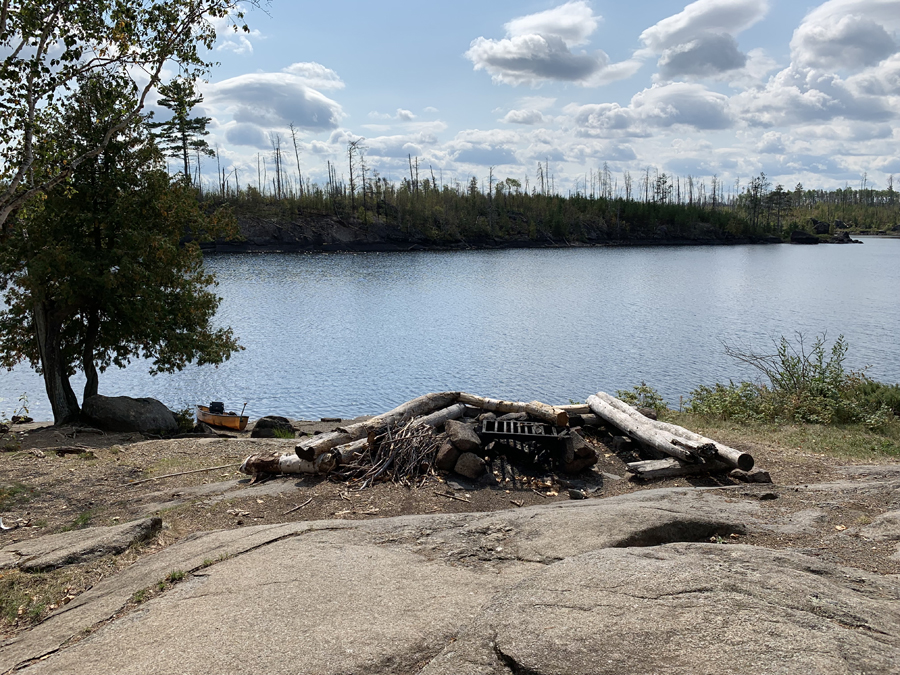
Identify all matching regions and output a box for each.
[593,392,754,471]
[411,403,468,429]
[557,403,591,414]
[457,393,568,426]
[296,392,460,460]
[239,451,336,475]
[587,395,703,463]
[334,438,369,464]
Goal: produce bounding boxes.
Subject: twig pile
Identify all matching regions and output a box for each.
[334,420,442,489]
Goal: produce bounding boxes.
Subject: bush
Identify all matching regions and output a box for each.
[172,408,195,434]
[616,382,668,412]
[691,334,896,428]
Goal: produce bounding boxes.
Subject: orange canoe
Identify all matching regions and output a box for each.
[196,405,249,431]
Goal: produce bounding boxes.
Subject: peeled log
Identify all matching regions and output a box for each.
[593,392,753,471]
[457,393,568,427]
[627,457,730,480]
[411,403,468,429]
[557,403,590,414]
[587,395,703,464]
[296,392,460,461]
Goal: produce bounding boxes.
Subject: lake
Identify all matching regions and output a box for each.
[3,238,899,421]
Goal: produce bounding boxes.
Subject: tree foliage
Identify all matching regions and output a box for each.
[0,0,262,230]
[149,77,215,185]
[0,73,241,423]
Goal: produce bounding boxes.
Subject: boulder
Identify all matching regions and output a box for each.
[834,218,849,229]
[454,452,485,479]
[422,544,900,675]
[862,511,900,541]
[790,230,820,244]
[0,518,162,572]
[81,395,177,435]
[445,419,482,453]
[434,441,460,472]
[251,416,294,438]
[497,412,528,422]
[813,220,831,235]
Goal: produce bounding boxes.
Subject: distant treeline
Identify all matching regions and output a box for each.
[195,150,900,242]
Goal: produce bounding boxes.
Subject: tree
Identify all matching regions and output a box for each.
[0,73,241,424]
[0,0,262,231]
[149,78,215,185]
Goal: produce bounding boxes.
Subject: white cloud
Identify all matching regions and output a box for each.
[502,109,546,125]
[465,2,638,87]
[504,0,599,47]
[211,9,263,55]
[204,72,345,137]
[566,82,733,137]
[640,0,769,52]
[424,106,439,113]
[282,62,345,90]
[791,0,900,70]
[396,108,416,121]
[640,0,770,79]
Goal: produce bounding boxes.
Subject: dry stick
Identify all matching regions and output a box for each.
[434,491,471,503]
[127,463,241,486]
[282,497,313,515]
[532,489,549,498]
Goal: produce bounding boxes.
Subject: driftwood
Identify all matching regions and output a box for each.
[295,391,459,461]
[128,463,241,485]
[557,403,590,414]
[627,457,730,480]
[412,403,468,429]
[586,395,706,464]
[457,393,568,427]
[592,392,753,471]
[240,451,337,476]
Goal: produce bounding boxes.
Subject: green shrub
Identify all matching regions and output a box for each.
[693,334,897,428]
[616,382,668,412]
[172,408,195,434]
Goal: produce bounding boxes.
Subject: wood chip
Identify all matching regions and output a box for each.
[510,499,524,507]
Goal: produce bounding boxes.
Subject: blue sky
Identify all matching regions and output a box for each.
[162,0,900,194]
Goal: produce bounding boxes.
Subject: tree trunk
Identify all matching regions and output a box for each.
[627,457,730,480]
[82,309,99,400]
[411,403,467,429]
[33,302,79,424]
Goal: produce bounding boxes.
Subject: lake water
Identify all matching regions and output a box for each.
[3,238,899,422]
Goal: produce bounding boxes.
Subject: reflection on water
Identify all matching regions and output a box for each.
[3,238,899,420]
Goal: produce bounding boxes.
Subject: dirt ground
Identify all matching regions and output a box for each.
[1,415,899,636]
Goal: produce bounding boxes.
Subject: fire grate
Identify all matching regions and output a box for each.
[479,419,565,447]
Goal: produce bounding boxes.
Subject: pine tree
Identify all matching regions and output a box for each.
[150,78,216,185]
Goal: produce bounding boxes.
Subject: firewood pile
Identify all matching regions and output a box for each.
[239,391,767,488]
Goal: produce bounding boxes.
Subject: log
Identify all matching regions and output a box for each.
[411,403,468,429]
[592,392,754,471]
[457,393,568,427]
[334,438,369,464]
[586,395,704,464]
[240,450,337,476]
[296,391,460,460]
[557,403,590,414]
[627,457,730,480]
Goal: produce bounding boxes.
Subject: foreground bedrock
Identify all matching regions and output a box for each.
[2,485,899,675]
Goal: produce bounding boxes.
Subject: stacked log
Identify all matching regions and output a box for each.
[587,392,754,476]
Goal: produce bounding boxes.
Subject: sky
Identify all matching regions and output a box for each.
[158,0,900,195]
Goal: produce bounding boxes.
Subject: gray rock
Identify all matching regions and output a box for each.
[568,488,587,500]
[454,452,485,479]
[434,441,460,472]
[82,395,177,435]
[731,468,773,483]
[476,412,496,423]
[445,419,482,453]
[421,543,900,675]
[862,511,900,541]
[251,416,294,438]
[0,517,161,572]
[496,412,528,421]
